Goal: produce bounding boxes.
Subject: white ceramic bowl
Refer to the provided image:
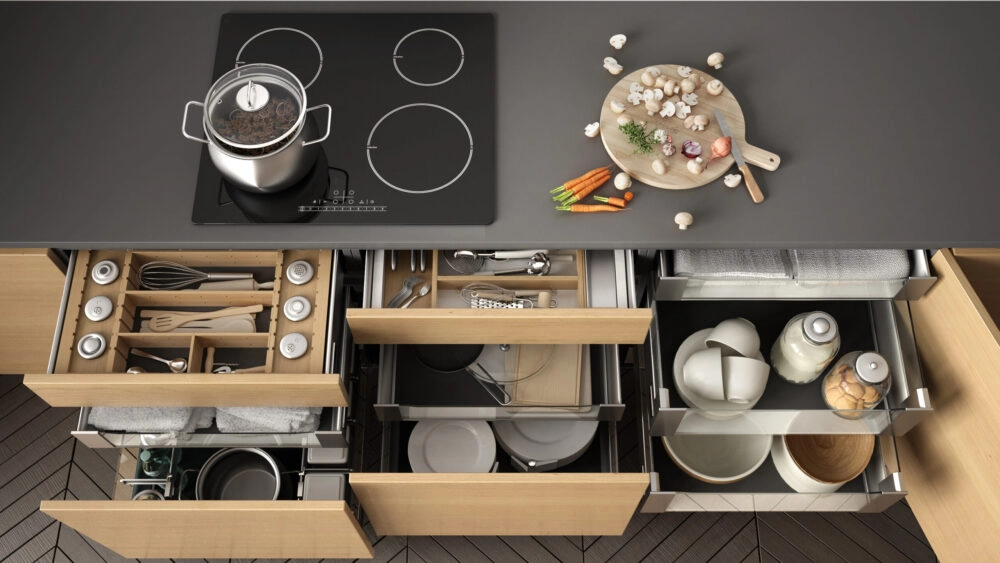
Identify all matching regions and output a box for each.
[661,433,771,484]
[683,347,725,401]
[706,317,761,358]
[722,355,770,404]
[771,434,875,493]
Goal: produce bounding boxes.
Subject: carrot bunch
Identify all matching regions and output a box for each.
[551,165,635,212]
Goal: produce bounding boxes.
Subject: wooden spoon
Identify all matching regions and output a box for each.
[148,304,264,332]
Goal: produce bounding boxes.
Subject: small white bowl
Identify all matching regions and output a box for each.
[661,433,771,485]
[683,347,725,401]
[722,356,770,404]
[771,434,875,493]
[706,317,760,358]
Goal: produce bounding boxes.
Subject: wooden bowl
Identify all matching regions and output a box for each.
[773,434,875,492]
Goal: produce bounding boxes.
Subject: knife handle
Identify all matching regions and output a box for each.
[739,164,765,204]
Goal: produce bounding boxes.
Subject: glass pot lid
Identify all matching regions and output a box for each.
[204,63,306,149]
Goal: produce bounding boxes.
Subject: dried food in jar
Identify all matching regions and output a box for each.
[214,96,299,154]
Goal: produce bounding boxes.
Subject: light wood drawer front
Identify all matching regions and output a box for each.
[350,473,650,536]
[0,249,64,373]
[346,308,653,344]
[900,248,1000,561]
[39,500,373,559]
[22,372,348,407]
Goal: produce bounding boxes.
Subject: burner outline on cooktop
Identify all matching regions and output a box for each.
[366,103,474,195]
[235,27,324,89]
[392,28,465,87]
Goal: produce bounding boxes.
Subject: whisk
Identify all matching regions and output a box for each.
[138,261,254,290]
[459,283,556,309]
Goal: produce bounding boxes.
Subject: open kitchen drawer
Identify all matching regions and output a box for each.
[24,249,355,448]
[640,293,931,436]
[41,447,373,559]
[346,249,652,344]
[349,417,649,536]
[894,249,1000,559]
[653,249,936,300]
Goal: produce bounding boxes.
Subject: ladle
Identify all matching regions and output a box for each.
[489,253,551,276]
[131,348,188,373]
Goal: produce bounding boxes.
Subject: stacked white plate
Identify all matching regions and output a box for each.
[407,420,496,473]
[493,419,599,472]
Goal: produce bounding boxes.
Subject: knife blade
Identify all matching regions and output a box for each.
[714,110,765,204]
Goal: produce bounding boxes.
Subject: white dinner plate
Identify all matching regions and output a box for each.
[492,418,599,469]
[672,328,765,412]
[407,420,496,473]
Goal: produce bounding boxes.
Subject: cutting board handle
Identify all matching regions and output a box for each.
[741,143,781,171]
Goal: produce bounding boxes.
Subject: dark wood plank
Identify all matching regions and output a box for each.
[757,517,827,563]
[406,537,458,563]
[759,513,850,562]
[498,537,561,563]
[0,396,56,446]
[0,384,38,424]
[66,461,111,501]
[55,525,113,563]
[622,512,719,563]
[54,547,75,563]
[465,536,528,563]
[69,445,117,500]
[0,375,24,397]
[434,536,494,563]
[2,521,59,563]
[406,549,427,563]
[821,513,909,562]
[0,463,69,538]
[0,409,78,483]
[851,512,937,562]
[387,548,407,563]
[884,501,933,547]
[759,547,779,563]
[584,511,658,562]
[677,512,754,563]
[532,536,582,563]
[59,522,139,562]
[0,438,72,511]
[369,534,406,563]
[779,513,877,563]
[709,517,759,563]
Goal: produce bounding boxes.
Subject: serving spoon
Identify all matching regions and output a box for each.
[131,348,188,373]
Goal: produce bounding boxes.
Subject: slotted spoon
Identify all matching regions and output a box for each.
[148,304,264,332]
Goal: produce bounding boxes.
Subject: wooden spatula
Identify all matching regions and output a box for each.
[148,304,264,332]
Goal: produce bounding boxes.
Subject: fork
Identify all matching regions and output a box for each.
[386,275,423,308]
[400,283,430,309]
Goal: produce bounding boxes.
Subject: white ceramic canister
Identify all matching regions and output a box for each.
[770,311,840,384]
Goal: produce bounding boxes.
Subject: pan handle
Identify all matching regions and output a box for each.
[740,143,781,171]
[303,104,332,147]
[181,101,209,144]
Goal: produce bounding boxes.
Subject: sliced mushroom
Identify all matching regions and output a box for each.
[653,88,664,101]
[603,57,623,75]
[677,66,693,78]
[707,52,725,69]
[609,34,627,50]
[684,114,709,132]
[645,66,662,78]
[609,99,626,114]
[652,159,668,175]
[653,129,668,143]
[616,115,633,126]
[659,100,677,118]
[645,98,662,115]
[629,82,644,94]
[663,79,680,96]
[681,92,699,106]
[584,122,600,138]
[706,79,724,96]
[724,173,743,188]
[627,91,643,105]
[674,101,691,119]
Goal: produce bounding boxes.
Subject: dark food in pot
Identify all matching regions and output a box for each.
[215,96,299,155]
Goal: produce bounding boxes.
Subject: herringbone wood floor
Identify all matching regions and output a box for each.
[1,373,937,563]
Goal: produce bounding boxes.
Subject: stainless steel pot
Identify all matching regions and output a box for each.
[195,447,284,500]
[183,63,331,193]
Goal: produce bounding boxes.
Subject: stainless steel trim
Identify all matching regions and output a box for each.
[889,300,926,408]
[860,473,906,513]
[302,104,332,147]
[71,430,115,449]
[47,250,76,374]
[181,101,209,144]
[362,249,377,308]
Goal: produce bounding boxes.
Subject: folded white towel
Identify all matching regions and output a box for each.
[792,249,910,281]
[215,407,322,433]
[673,249,791,279]
[88,407,194,432]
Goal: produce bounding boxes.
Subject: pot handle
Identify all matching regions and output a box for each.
[303,104,332,147]
[182,101,209,144]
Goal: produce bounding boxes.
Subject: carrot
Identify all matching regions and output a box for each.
[556,203,623,212]
[549,164,612,195]
[556,171,611,203]
[594,194,630,208]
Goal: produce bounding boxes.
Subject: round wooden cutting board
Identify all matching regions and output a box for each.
[599,64,780,190]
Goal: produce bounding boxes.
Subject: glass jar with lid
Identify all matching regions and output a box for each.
[770,311,840,384]
[822,351,891,417]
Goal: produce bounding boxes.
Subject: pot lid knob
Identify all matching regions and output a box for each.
[235,80,270,112]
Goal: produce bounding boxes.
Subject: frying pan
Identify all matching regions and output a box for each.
[599,64,781,190]
[196,448,287,500]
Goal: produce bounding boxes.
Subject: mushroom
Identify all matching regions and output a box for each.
[603,57,623,75]
[654,75,668,89]
[663,79,680,96]
[614,172,633,191]
[652,159,668,175]
[677,66,694,78]
[674,212,694,230]
[684,114,709,132]
[645,98,662,115]
[609,34,627,50]
[653,88,664,101]
[707,52,725,69]
[674,101,691,119]
[653,129,668,143]
[724,173,743,188]
[627,91,643,105]
[680,78,698,94]
[686,157,705,175]
[609,99,626,114]
[641,71,656,87]
[681,92,699,106]
[645,66,662,78]
[616,115,632,126]
[659,100,676,118]
[629,82,644,94]
[706,79,725,96]
[584,122,600,138]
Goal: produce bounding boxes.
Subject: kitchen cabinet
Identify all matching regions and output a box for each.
[0,249,66,374]
[637,250,934,513]
[897,248,1000,561]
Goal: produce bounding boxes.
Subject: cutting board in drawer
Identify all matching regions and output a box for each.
[40,500,373,559]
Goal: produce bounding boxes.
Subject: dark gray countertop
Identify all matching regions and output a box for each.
[2,1,998,250]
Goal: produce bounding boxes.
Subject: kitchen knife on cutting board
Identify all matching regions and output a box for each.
[715,110,765,204]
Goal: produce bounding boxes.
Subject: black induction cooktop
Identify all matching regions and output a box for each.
[192,13,495,225]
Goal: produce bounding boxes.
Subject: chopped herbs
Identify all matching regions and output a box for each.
[618,122,658,155]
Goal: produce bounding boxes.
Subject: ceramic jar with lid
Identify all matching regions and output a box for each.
[822,351,891,417]
[770,311,840,384]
